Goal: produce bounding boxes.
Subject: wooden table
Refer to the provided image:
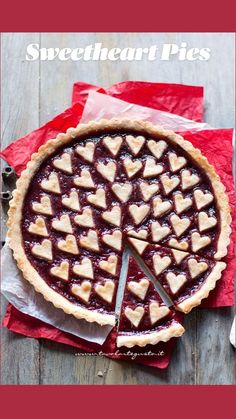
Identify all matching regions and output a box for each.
[1,32,235,385]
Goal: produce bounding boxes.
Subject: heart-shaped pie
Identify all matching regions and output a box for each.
[73,257,94,279]
[41,173,61,194]
[87,188,107,209]
[97,161,117,182]
[53,153,72,174]
[58,234,79,255]
[103,135,123,156]
[102,206,121,227]
[123,158,142,178]
[52,214,73,234]
[50,261,69,281]
[129,204,150,225]
[74,169,95,189]
[62,191,80,211]
[29,217,48,237]
[32,196,53,215]
[76,142,95,163]
[111,182,132,203]
[99,255,118,276]
[32,239,53,261]
[126,135,145,155]
[143,158,163,178]
[140,181,159,202]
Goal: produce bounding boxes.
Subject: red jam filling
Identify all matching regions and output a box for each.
[21,131,220,312]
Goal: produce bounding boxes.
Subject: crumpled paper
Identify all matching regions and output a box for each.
[80,90,210,132]
[1,81,235,369]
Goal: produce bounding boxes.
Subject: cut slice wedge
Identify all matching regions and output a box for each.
[117,256,185,348]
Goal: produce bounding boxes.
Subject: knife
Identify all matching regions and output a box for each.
[127,243,174,308]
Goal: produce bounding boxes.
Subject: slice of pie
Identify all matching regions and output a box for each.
[117,256,185,348]
[128,237,226,313]
[7,119,231,326]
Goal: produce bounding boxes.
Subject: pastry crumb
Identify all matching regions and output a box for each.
[97,370,104,377]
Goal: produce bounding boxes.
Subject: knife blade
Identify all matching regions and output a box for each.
[127,243,174,308]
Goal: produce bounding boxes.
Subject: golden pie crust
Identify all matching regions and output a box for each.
[7,119,231,339]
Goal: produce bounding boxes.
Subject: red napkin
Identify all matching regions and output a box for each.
[1,81,235,369]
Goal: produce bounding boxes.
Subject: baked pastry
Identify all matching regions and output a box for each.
[7,119,231,329]
[117,256,185,348]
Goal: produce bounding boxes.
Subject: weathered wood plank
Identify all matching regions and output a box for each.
[1,32,40,384]
[196,308,235,384]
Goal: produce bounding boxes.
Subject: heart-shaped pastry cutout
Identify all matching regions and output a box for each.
[102,205,121,227]
[80,230,99,252]
[188,258,208,279]
[198,212,217,232]
[53,153,72,174]
[28,217,48,237]
[52,214,73,234]
[95,280,115,303]
[102,230,122,251]
[151,221,170,242]
[140,181,159,202]
[168,238,189,251]
[74,208,94,228]
[32,196,53,215]
[87,188,106,209]
[153,254,171,276]
[50,261,69,281]
[170,214,190,237]
[171,248,189,265]
[153,196,172,218]
[124,306,145,327]
[161,174,180,195]
[194,189,213,210]
[103,135,123,156]
[74,169,95,189]
[143,158,163,178]
[99,255,118,276]
[168,152,186,172]
[76,142,95,163]
[129,204,150,225]
[71,281,92,303]
[58,234,79,255]
[97,161,117,182]
[174,193,192,215]
[166,272,187,294]
[149,302,170,325]
[128,238,148,255]
[111,182,132,203]
[62,191,80,211]
[147,140,167,159]
[181,170,200,190]
[40,173,61,194]
[127,229,148,240]
[123,158,142,178]
[32,239,53,261]
[125,135,145,155]
[73,257,94,279]
[191,232,211,252]
[128,279,150,300]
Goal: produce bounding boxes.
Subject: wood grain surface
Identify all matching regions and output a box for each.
[1,32,235,385]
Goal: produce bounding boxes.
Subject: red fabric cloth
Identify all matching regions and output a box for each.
[1,81,235,369]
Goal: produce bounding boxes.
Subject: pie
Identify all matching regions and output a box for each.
[117,256,185,348]
[7,119,231,346]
